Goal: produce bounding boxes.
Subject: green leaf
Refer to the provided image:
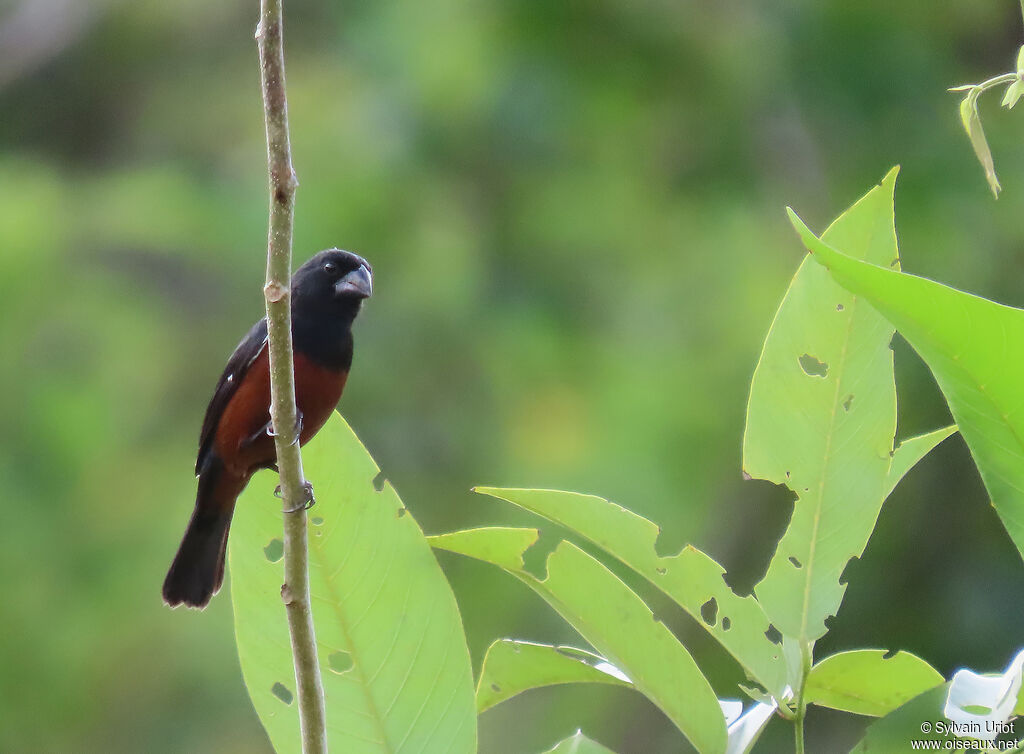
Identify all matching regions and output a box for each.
[229,414,477,754]
[957,89,1001,197]
[850,684,956,752]
[542,731,618,754]
[1002,79,1024,110]
[788,200,1024,562]
[473,487,787,697]
[476,640,630,713]
[430,527,728,754]
[745,169,950,643]
[805,650,944,717]
[883,426,958,501]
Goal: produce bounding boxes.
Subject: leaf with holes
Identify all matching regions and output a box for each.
[542,731,618,753]
[789,198,1024,562]
[229,414,477,754]
[804,650,944,717]
[429,527,728,754]
[745,168,954,643]
[473,487,788,698]
[476,639,630,713]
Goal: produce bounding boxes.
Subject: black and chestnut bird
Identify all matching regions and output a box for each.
[163,249,373,609]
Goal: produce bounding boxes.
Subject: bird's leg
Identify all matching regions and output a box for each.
[261,410,308,504]
[241,420,274,451]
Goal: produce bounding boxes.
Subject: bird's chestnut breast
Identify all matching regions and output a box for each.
[214,346,347,476]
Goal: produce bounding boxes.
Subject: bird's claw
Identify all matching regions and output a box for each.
[265,412,303,446]
[282,481,315,513]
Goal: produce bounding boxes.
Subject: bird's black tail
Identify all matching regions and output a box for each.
[162,460,243,609]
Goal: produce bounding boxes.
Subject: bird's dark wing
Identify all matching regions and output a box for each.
[196,318,269,475]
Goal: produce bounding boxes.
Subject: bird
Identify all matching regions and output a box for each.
[162,248,373,609]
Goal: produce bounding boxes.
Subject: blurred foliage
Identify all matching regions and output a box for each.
[2,0,1024,752]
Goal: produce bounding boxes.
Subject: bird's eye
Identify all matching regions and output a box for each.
[323,262,337,275]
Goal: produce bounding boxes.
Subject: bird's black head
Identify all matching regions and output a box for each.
[290,249,372,369]
[292,248,373,322]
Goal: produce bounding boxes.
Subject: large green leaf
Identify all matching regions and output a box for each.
[745,168,954,642]
[542,731,618,754]
[430,527,728,754]
[476,640,630,713]
[849,684,957,753]
[229,414,477,754]
[804,650,944,717]
[473,487,787,698]
[788,197,1024,560]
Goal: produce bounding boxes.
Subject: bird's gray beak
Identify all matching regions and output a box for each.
[334,265,372,299]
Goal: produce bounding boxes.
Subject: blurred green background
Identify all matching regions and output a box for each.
[3,0,1024,751]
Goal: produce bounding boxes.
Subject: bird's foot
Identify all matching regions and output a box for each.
[263,411,303,446]
[282,481,315,513]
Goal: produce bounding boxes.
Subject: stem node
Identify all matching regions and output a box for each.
[264,280,288,303]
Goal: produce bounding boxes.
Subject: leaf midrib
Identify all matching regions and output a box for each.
[312,515,394,753]
[798,221,886,643]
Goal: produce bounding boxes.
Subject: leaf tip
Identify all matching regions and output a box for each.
[785,208,818,251]
[988,175,1002,199]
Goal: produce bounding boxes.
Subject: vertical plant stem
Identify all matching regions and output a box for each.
[793,641,812,754]
[257,1,327,752]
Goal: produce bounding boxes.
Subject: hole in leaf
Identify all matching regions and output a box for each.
[396,507,407,518]
[372,470,387,492]
[798,354,829,378]
[328,651,353,674]
[271,682,293,705]
[721,617,731,631]
[962,704,992,715]
[522,530,560,579]
[654,526,686,558]
[764,625,783,645]
[836,304,844,311]
[311,516,324,526]
[700,598,718,627]
[882,649,897,660]
[788,556,802,569]
[839,556,860,586]
[490,683,501,693]
[843,394,854,412]
[264,538,284,563]
[655,567,667,575]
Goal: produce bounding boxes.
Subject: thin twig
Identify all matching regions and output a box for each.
[256,1,327,751]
